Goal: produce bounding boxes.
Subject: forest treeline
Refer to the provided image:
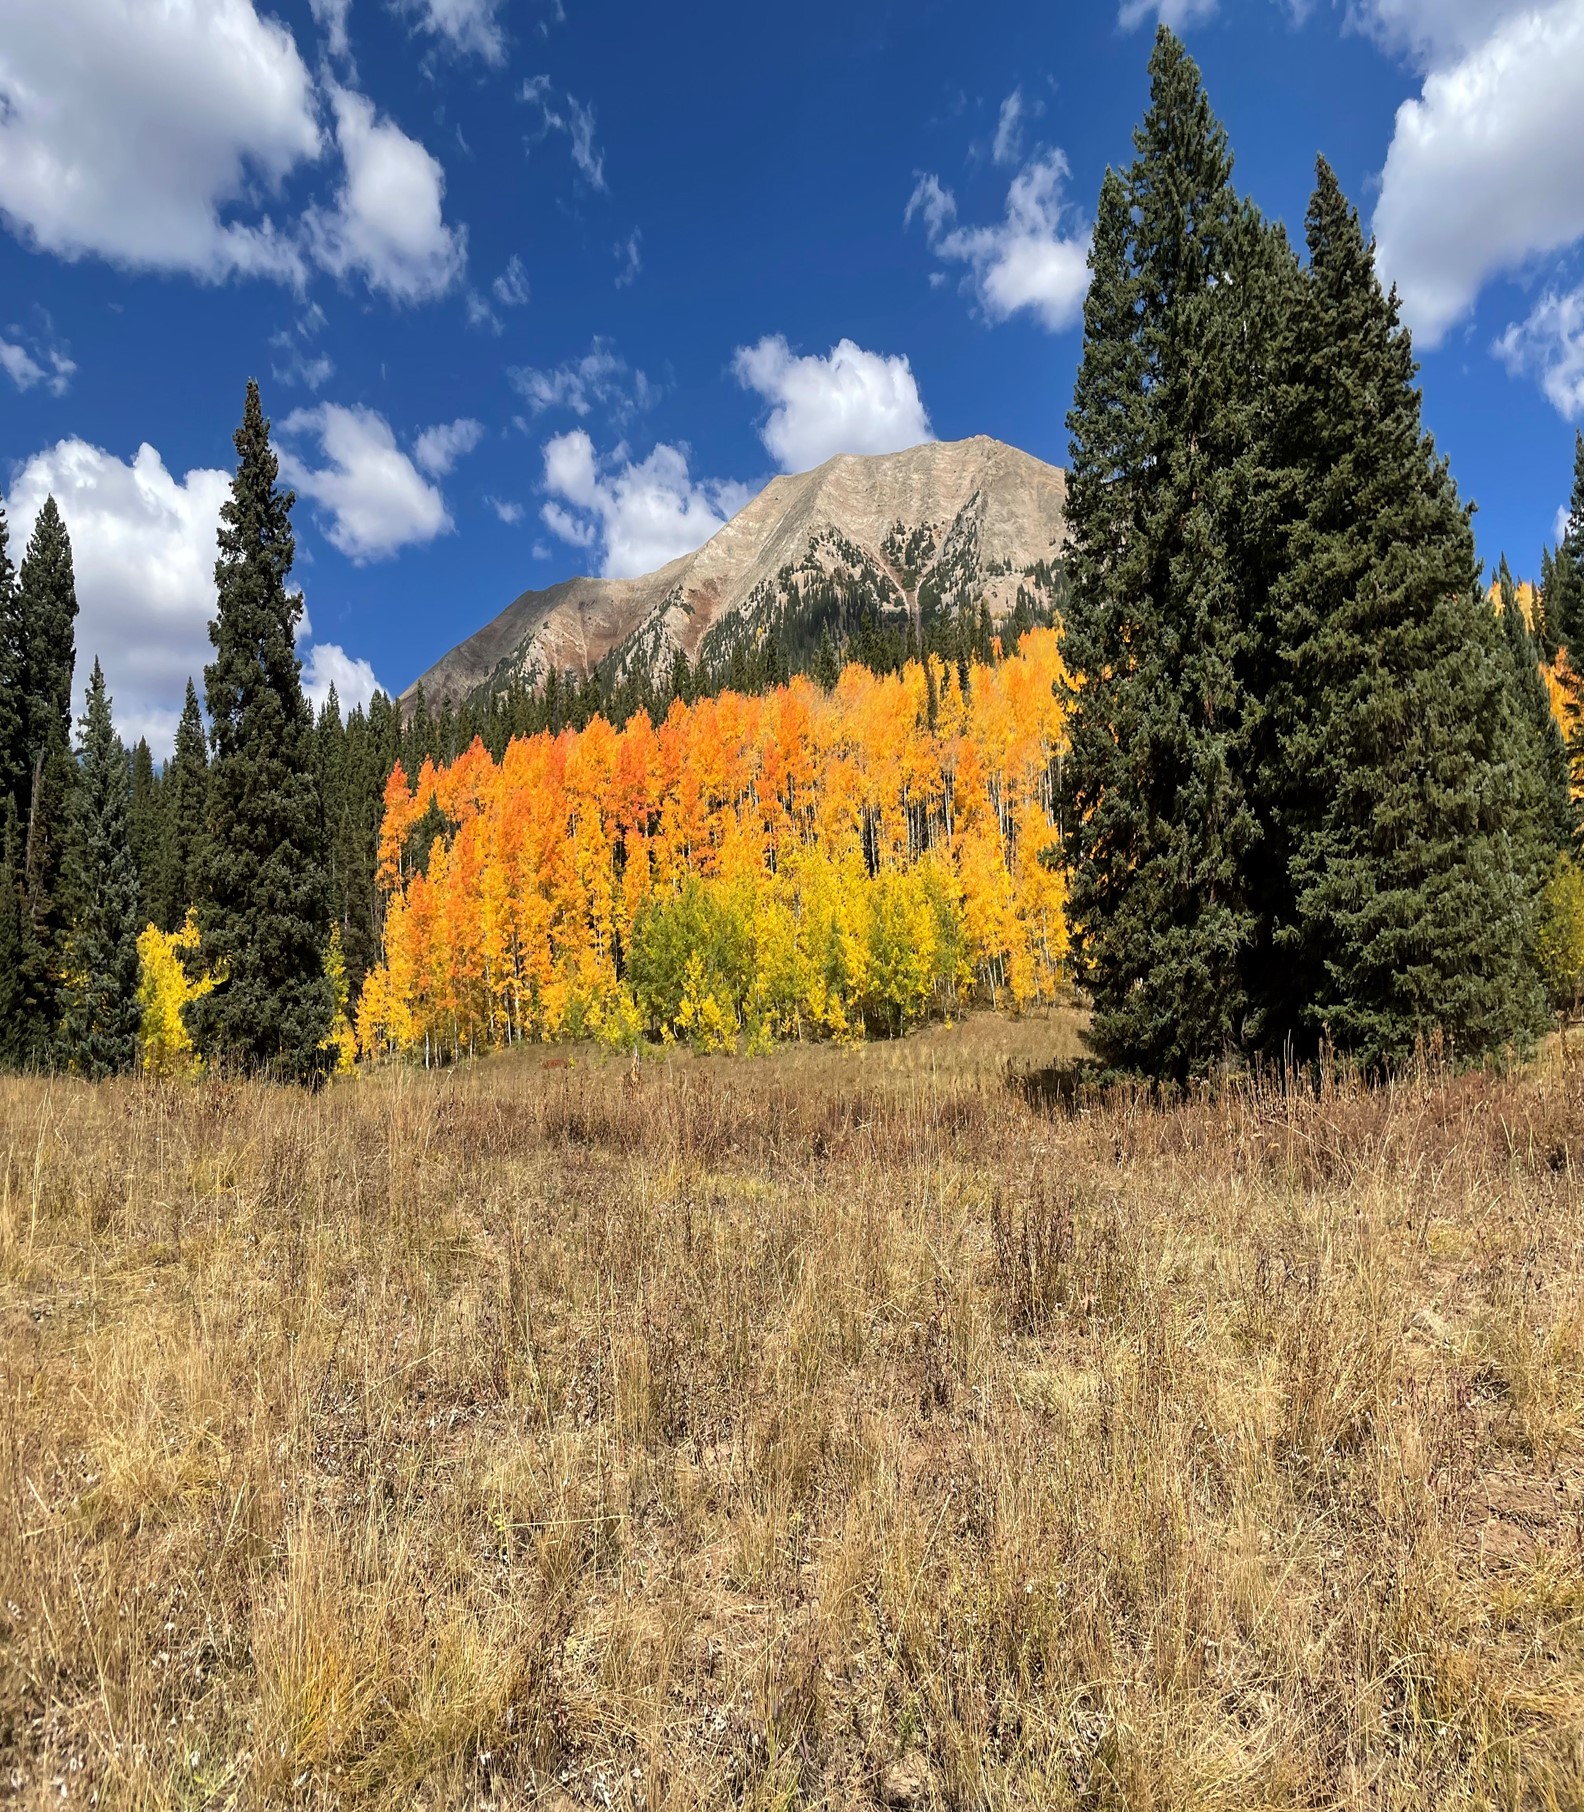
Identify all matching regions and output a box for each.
[358,633,1067,1059]
[4,26,1584,1085]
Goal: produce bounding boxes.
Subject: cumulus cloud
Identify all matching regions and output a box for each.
[508,338,657,420]
[279,403,452,561]
[306,87,466,303]
[1118,0,1219,27]
[1495,286,1584,419]
[3,437,379,748]
[0,0,320,283]
[733,336,933,473]
[302,640,381,712]
[412,417,485,476]
[907,151,1090,332]
[1344,0,1523,65]
[487,496,525,524]
[1370,1,1584,347]
[398,0,507,63]
[520,77,607,190]
[539,431,751,579]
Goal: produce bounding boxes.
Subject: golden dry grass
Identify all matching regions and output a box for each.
[2,1019,1583,1809]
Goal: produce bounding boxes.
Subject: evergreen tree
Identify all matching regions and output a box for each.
[1058,29,1263,1078]
[1274,161,1546,1066]
[1547,431,1584,655]
[155,679,209,932]
[190,380,333,1083]
[0,503,20,807]
[7,498,81,1049]
[0,800,28,1067]
[14,496,79,823]
[1497,556,1573,853]
[128,737,162,922]
[60,661,142,1078]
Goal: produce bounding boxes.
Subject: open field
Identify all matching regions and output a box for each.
[2,1018,1583,1809]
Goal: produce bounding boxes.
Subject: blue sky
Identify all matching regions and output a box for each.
[3,0,1583,748]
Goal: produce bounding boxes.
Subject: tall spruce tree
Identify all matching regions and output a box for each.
[1274,161,1546,1066]
[128,737,163,924]
[155,679,209,931]
[13,498,80,1050]
[60,662,142,1079]
[0,503,20,808]
[15,496,79,821]
[1547,431,1584,655]
[1059,28,1267,1077]
[1497,556,1573,853]
[190,381,334,1083]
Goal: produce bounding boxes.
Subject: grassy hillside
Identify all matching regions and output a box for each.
[2,1024,1581,1807]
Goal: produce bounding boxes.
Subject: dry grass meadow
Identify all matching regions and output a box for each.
[2,1012,1583,1809]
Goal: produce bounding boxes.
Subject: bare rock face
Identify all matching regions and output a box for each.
[404,436,1068,708]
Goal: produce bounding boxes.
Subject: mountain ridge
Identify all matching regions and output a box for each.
[405,435,1069,707]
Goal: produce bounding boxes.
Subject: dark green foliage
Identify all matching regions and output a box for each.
[0,503,20,808]
[1061,41,1548,1078]
[190,380,333,1084]
[154,679,209,932]
[1058,32,1265,1079]
[1497,557,1573,855]
[14,496,79,825]
[1273,164,1546,1067]
[0,799,49,1069]
[128,737,162,923]
[61,661,142,1078]
[1545,431,1584,656]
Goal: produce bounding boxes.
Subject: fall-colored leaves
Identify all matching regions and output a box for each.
[358,632,1070,1056]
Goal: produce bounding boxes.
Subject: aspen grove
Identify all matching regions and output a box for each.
[356,631,1069,1058]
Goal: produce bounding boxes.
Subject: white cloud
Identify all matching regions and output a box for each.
[306,87,466,303]
[269,329,335,391]
[398,0,507,63]
[5,435,381,749]
[302,640,381,712]
[280,403,452,561]
[5,440,228,749]
[733,335,933,473]
[1344,0,1523,65]
[1495,285,1584,419]
[412,416,485,476]
[520,77,607,190]
[0,0,320,283]
[540,430,751,579]
[1371,1,1584,347]
[1118,0,1219,27]
[1,327,74,396]
[614,230,642,288]
[508,338,656,420]
[493,254,530,306]
[992,90,1026,167]
[907,150,1091,332]
[309,0,353,60]
[487,496,524,524]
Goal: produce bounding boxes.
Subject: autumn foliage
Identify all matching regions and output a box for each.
[356,633,1070,1057]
